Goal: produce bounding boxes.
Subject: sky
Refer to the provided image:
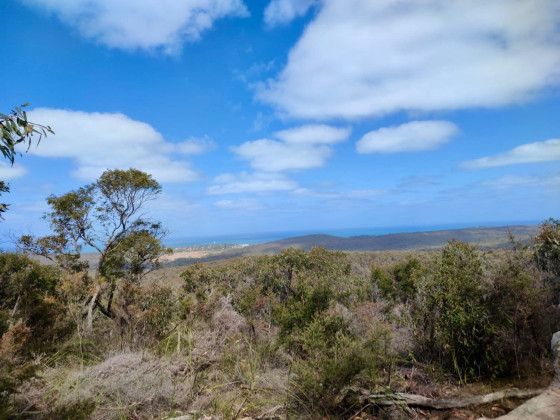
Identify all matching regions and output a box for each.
[1,0,559,246]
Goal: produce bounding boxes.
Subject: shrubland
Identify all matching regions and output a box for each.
[0,218,557,419]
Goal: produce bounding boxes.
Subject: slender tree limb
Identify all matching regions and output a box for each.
[95,299,113,319]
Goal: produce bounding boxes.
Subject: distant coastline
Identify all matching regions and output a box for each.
[156,223,540,267]
[163,220,541,248]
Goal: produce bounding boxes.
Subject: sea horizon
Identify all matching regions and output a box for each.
[163,219,541,248]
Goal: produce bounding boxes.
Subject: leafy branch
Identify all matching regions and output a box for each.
[0,104,54,219]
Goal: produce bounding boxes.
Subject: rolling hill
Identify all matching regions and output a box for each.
[164,224,538,266]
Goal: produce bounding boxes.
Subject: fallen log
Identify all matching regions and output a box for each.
[362,388,543,410]
[361,332,560,416]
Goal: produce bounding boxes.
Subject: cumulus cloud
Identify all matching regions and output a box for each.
[0,162,27,181]
[461,139,560,169]
[232,124,350,172]
[206,172,297,194]
[356,121,458,154]
[22,0,248,53]
[258,0,560,119]
[26,108,202,183]
[264,0,318,27]
[233,139,332,172]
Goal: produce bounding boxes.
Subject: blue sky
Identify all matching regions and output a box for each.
[1,0,559,245]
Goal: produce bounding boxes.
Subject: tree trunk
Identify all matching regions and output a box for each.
[86,250,106,332]
[11,295,20,317]
[86,283,101,332]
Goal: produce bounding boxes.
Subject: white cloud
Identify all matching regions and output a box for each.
[233,124,350,172]
[356,121,458,154]
[264,0,318,27]
[294,187,388,199]
[233,139,330,172]
[215,198,266,211]
[206,172,297,194]
[22,0,248,54]
[175,136,216,155]
[236,61,276,83]
[461,139,560,169]
[13,200,50,213]
[26,108,201,183]
[274,124,350,144]
[0,162,27,181]
[479,174,560,189]
[398,175,440,188]
[145,192,200,213]
[258,0,560,119]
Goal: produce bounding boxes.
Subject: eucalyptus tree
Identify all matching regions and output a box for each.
[0,104,53,219]
[20,168,170,330]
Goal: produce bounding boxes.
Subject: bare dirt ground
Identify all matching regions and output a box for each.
[160,250,220,261]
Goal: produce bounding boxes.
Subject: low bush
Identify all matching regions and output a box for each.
[111,281,181,349]
[489,239,558,376]
[0,320,37,417]
[372,257,424,302]
[289,313,378,414]
[0,253,69,355]
[412,238,560,382]
[412,241,498,381]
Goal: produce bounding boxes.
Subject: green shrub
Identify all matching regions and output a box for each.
[0,253,69,355]
[110,281,181,348]
[141,283,179,341]
[392,258,423,302]
[0,320,39,417]
[412,241,496,381]
[412,237,559,381]
[534,218,560,306]
[272,278,334,341]
[534,218,560,278]
[488,239,558,376]
[289,313,377,414]
[370,266,392,300]
[252,248,364,340]
[373,258,424,302]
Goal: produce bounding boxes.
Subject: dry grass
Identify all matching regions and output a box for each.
[23,352,195,419]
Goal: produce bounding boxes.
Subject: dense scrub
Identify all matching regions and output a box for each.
[0,220,559,418]
[409,240,556,382]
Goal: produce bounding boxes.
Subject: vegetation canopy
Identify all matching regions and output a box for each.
[19,168,170,330]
